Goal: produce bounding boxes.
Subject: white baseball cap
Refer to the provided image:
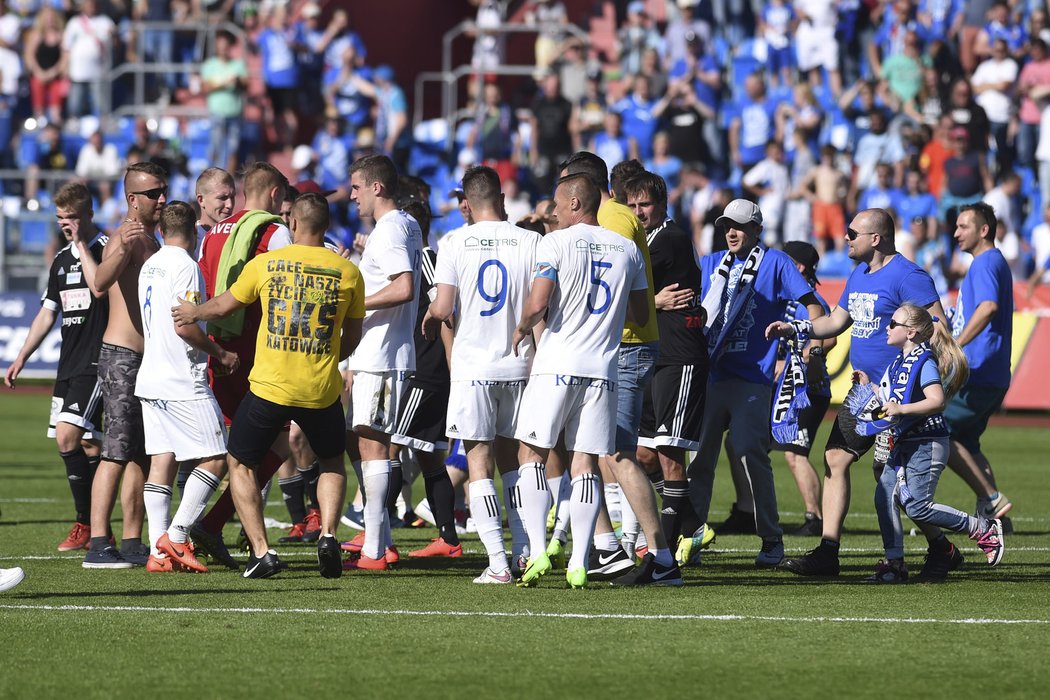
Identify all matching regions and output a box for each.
[716,199,763,229]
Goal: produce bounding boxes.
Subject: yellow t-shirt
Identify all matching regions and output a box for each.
[229,244,365,408]
[597,198,659,344]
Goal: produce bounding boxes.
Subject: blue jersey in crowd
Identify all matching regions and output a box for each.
[734,97,777,165]
[258,28,299,88]
[951,248,1013,388]
[897,191,938,224]
[700,247,813,385]
[840,254,939,379]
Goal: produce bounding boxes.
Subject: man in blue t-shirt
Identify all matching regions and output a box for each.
[946,203,1014,530]
[688,200,823,569]
[767,208,948,578]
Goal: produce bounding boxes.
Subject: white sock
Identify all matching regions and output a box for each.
[604,482,622,522]
[502,471,529,559]
[470,479,509,571]
[621,490,639,543]
[551,473,571,543]
[168,468,221,544]
[361,459,389,560]
[569,474,602,571]
[636,530,648,551]
[593,528,618,551]
[143,482,172,556]
[517,463,550,559]
[175,463,192,498]
[260,477,273,503]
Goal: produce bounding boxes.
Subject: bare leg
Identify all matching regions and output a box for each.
[821,448,855,541]
[228,455,268,557]
[947,440,997,498]
[785,452,823,517]
[605,450,668,550]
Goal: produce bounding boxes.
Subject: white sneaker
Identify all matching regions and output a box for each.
[473,567,512,584]
[0,567,25,593]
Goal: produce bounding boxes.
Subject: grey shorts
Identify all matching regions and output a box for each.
[99,343,147,463]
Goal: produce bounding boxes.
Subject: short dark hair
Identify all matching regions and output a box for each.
[960,201,998,239]
[556,172,600,216]
[125,161,167,188]
[291,192,331,233]
[53,182,93,213]
[623,171,667,208]
[401,200,431,238]
[462,165,502,206]
[865,207,896,241]
[350,154,399,199]
[610,159,644,202]
[559,151,608,191]
[159,201,196,240]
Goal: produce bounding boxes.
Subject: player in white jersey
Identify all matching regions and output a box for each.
[135,202,238,573]
[511,173,656,588]
[423,165,541,584]
[344,155,423,570]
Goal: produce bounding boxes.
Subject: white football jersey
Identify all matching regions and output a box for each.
[348,209,423,372]
[530,223,647,379]
[435,220,541,381]
[136,245,211,400]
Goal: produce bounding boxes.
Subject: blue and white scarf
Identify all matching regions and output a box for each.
[770,301,811,443]
[701,244,764,364]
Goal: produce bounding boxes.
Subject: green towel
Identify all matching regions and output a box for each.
[208,210,283,339]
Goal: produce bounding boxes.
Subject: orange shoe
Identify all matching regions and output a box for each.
[157,533,209,573]
[278,521,307,543]
[341,532,365,553]
[58,522,91,551]
[409,537,463,558]
[303,508,322,543]
[385,545,400,565]
[343,553,388,571]
[146,554,174,573]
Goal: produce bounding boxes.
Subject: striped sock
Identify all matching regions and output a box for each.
[569,474,602,571]
[470,479,508,571]
[143,482,173,556]
[169,468,222,544]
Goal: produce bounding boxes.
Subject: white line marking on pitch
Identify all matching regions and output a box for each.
[0,603,1046,626]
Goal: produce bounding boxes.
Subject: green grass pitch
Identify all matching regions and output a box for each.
[1,392,1049,698]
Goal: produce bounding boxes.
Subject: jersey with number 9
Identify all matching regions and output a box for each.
[434,220,541,381]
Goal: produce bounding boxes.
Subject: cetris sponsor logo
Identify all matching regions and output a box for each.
[464,236,519,248]
[575,239,624,253]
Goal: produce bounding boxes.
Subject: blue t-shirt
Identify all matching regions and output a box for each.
[839,254,939,378]
[858,186,904,213]
[951,248,1013,387]
[734,97,777,165]
[896,192,937,224]
[700,247,814,384]
[613,95,657,160]
[258,28,299,88]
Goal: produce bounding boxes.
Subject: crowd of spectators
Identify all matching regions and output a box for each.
[2,0,1050,290]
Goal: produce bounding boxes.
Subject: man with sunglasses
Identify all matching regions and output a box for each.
[83,162,166,568]
[767,207,947,579]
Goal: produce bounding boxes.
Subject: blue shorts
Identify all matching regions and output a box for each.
[943,384,1008,454]
[614,342,658,452]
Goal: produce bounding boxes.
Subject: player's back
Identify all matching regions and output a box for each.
[532,223,646,379]
[438,220,540,380]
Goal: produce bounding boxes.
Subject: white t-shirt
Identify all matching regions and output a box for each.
[348,209,423,372]
[1031,222,1050,282]
[972,58,1018,124]
[63,13,116,82]
[1036,105,1050,163]
[742,158,790,228]
[434,220,541,381]
[529,223,647,380]
[136,245,211,400]
[0,46,21,96]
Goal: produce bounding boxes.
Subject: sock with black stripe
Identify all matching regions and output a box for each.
[143,482,173,555]
[169,468,222,544]
[279,473,307,524]
[470,478,508,571]
[501,470,528,559]
[298,461,320,510]
[517,463,550,559]
[569,473,602,571]
[60,447,92,525]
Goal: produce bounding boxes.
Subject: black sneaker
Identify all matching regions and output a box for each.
[190,523,240,571]
[610,553,684,587]
[587,546,635,580]
[317,535,343,579]
[82,545,133,569]
[1001,516,1013,535]
[916,542,963,581]
[791,513,823,537]
[779,543,840,576]
[120,540,150,566]
[242,549,282,579]
[715,502,757,535]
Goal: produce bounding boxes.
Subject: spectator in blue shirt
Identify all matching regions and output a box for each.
[257,6,300,150]
[613,74,658,160]
[897,168,939,239]
[730,73,777,172]
[324,45,373,130]
[857,162,904,214]
[976,2,1027,59]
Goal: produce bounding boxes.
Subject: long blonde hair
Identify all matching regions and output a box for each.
[898,302,969,398]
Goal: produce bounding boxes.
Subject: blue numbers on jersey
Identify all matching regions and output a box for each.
[477,259,508,317]
[142,285,152,334]
[586,260,613,315]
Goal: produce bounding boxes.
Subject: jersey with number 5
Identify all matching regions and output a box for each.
[434,220,541,381]
[348,209,423,372]
[531,223,647,380]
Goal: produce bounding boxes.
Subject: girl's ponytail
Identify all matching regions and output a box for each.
[900,302,970,398]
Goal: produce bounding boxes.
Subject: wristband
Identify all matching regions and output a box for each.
[789,319,812,337]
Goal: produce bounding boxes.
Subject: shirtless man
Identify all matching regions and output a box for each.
[83,162,165,569]
[798,145,848,254]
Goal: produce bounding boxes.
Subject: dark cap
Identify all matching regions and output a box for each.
[783,241,820,284]
[295,179,337,197]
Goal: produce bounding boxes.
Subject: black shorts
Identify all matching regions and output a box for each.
[638,364,706,451]
[391,379,450,454]
[267,86,299,113]
[228,391,344,466]
[98,343,146,463]
[772,393,831,456]
[49,372,104,440]
[824,385,877,460]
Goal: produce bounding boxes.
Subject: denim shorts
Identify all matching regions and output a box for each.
[614,342,658,452]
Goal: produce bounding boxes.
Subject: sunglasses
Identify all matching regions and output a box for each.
[846,227,877,241]
[888,319,912,329]
[131,186,167,200]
